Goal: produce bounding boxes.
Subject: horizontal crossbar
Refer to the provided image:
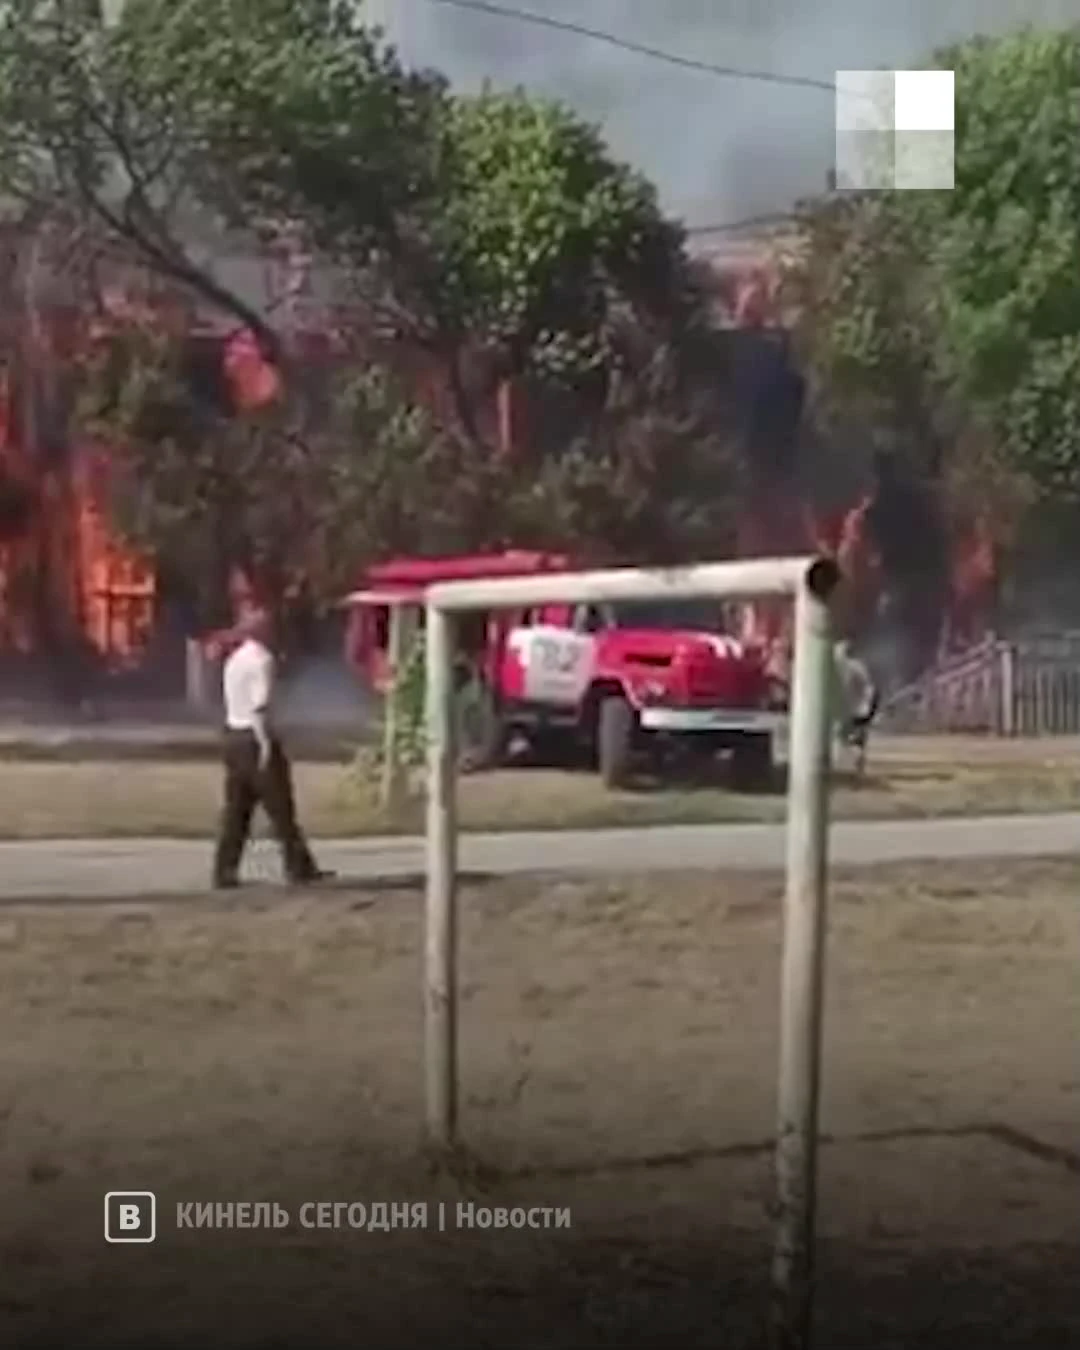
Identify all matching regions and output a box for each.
[426,555,836,613]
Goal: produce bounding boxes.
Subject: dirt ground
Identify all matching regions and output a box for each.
[0,859,1077,1348]
[0,733,1078,838]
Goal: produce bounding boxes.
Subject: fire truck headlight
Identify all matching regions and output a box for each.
[639,680,667,704]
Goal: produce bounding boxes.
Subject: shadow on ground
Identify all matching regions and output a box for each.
[2,864,1076,1347]
[0,870,499,910]
[4,1131,1077,1350]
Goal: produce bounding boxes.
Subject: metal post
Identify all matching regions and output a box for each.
[381,601,409,813]
[770,569,835,1350]
[416,554,835,1195]
[185,638,210,711]
[424,603,458,1150]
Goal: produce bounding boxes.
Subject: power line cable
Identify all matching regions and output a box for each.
[415,0,843,233]
[417,0,840,97]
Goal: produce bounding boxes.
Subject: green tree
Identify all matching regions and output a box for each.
[0,1,695,412]
[2,0,742,621]
[0,0,443,357]
[161,48,707,444]
[79,321,456,628]
[80,310,742,630]
[423,92,696,387]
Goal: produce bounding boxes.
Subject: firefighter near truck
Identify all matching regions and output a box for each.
[344,553,788,790]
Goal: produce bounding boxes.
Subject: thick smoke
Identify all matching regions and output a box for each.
[276,656,377,734]
[370,0,1080,223]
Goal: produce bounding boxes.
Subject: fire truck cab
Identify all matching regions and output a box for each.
[344,551,788,789]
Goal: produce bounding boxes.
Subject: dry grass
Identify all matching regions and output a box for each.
[0,859,1077,1347]
[0,735,1077,839]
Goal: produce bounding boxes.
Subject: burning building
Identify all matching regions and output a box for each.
[0,210,996,704]
[687,224,837,650]
[690,221,999,676]
[0,217,544,703]
[0,224,329,701]
[0,224,156,701]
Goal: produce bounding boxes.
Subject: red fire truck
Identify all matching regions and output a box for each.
[344,551,788,788]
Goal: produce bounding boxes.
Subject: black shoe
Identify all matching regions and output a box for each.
[213,875,240,891]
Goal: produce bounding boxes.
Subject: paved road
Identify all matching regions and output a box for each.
[0,812,1075,901]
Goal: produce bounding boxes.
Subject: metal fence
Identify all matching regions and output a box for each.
[882,631,1080,735]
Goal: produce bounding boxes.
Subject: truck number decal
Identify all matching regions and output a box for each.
[536,636,583,674]
[513,627,594,706]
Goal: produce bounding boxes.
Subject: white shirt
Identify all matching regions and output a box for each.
[223,639,275,730]
[834,648,875,723]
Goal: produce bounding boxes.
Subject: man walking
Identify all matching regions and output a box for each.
[212,605,331,889]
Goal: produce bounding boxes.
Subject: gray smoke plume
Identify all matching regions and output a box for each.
[276,657,377,732]
[369,0,1080,224]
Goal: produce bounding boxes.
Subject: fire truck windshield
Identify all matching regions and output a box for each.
[607,600,726,633]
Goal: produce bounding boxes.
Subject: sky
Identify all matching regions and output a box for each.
[366,0,1080,229]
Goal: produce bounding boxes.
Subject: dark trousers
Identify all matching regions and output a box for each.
[842,687,880,774]
[213,730,318,884]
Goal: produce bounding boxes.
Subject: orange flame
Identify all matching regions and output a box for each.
[223,329,281,409]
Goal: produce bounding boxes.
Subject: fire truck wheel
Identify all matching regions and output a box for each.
[598,695,634,788]
[729,733,774,792]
